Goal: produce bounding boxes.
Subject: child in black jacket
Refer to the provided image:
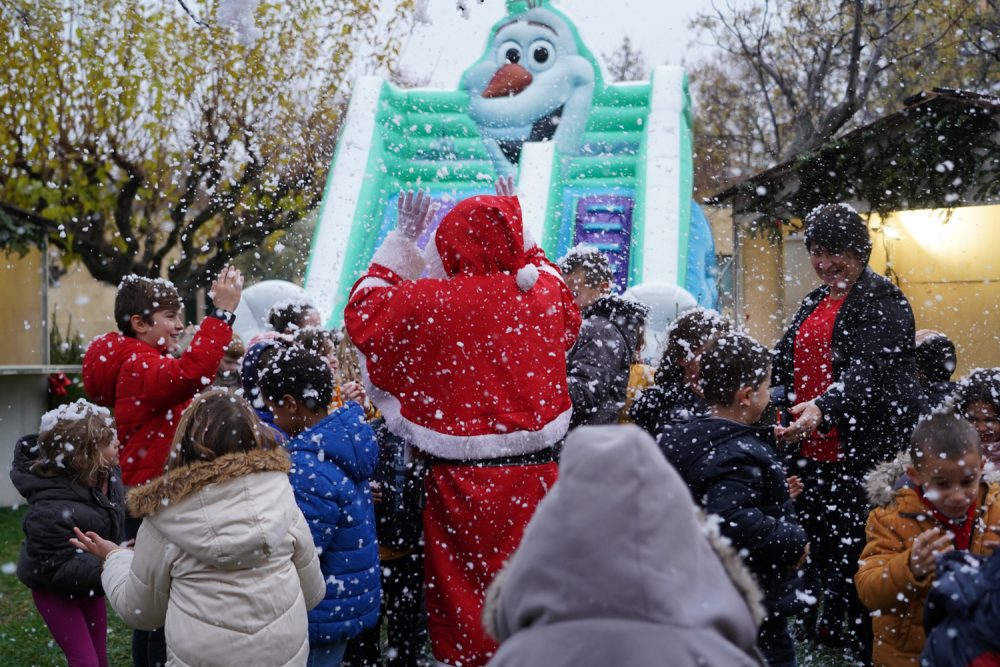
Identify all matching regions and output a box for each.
[10,399,125,667]
[659,332,809,667]
[921,549,1000,666]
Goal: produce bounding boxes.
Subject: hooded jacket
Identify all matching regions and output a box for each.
[855,453,1000,667]
[82,316,232,486]
[628,378,707,439]
[11,434,125,597]
[483,424,766,667]
[921,550,1000,667]
[345,195,581,461]
[101,448,325,667]
[285,402,380,643]
[567,295,649,428]
[772,267,927,473]
[658,416,808,612]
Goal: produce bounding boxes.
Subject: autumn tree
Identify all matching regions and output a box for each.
[0,0,415,291]
[689,0,999,195]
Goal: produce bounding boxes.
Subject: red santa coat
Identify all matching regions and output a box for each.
[345,195,580,461]
[82,316,232,486]
[345,195,580,667]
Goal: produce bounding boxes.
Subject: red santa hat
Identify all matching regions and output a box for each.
[424,195,541,291]
[344,195,581,460]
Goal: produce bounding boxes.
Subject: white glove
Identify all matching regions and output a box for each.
[494,175,516,197]
[397,189,439,240]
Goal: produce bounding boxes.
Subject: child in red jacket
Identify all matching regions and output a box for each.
[82,267,243,488]
[81,267,242,666]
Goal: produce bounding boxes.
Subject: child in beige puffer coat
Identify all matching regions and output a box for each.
[71,388,325,667]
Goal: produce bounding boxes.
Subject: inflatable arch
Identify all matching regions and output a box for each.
[305,0,717,327]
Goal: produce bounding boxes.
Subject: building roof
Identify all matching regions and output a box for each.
[707,88,1000,217]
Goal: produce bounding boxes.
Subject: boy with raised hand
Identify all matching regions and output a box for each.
[83,267,243,488]
[855,410,1000,666]
[81,266,242,667]
[658,331,808,667]
[259,345,380,667]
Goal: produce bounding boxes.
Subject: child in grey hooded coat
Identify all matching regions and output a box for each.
[482,424,766,667]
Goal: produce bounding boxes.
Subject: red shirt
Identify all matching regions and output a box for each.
[793,295,845,461]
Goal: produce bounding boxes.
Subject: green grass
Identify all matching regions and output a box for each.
[0,507,855,666]
[0,506,131,666]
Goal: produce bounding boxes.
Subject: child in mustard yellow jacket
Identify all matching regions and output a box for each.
[855,410,1000,666]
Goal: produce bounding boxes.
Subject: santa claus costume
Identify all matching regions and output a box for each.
[345,193,581,667]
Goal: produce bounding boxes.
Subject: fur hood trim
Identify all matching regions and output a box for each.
[127,448,291,518]
[865,451,912,507]
[865,450,1000,507]
[699,509,767,627]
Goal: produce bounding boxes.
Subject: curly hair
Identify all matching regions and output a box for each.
[557,245,614,288]
[33,400,117,486]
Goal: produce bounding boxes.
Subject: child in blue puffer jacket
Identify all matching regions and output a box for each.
[260,345,380,667]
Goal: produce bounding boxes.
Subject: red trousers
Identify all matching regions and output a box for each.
[423,460,558,667]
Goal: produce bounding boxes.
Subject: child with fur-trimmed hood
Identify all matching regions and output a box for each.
[855,411,1000,667]
[71,389,325,667]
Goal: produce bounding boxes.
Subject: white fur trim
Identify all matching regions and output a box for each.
[352,276,392,293]
[522,228,536,251]
[516,264,539,291]
[538,264,563,281]
[370,231,425,280]
[422,232,448,279]
[357,348,568,460]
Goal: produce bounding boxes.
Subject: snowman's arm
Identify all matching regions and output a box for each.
[553,57,596,157]
[482,137,518,179]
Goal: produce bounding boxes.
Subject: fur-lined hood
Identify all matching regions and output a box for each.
[128,447,290,518]
[126,448,295,570]
[482,425,765,666]
[865,450,1000,507]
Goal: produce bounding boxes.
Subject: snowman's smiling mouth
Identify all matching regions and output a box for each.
[497,105,564,164]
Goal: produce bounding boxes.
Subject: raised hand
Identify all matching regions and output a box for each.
[494,175,516,197]
[209,265,244,312]
[909,527,954,579]
[397,189,439,240]
[342,380,366,405]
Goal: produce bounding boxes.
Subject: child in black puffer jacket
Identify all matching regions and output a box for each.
[10,399,125,667]
[921,549,1000,667]
[658,332,809,667]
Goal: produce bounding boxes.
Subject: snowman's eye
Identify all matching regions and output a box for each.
[528,39,556,70]
[497,41,521,65]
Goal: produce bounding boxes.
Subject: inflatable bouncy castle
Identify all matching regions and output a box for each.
[305,0,717,327]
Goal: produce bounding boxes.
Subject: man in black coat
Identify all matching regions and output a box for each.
[559,246,649,428]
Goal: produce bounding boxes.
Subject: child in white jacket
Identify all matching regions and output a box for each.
[71,388,325,666]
